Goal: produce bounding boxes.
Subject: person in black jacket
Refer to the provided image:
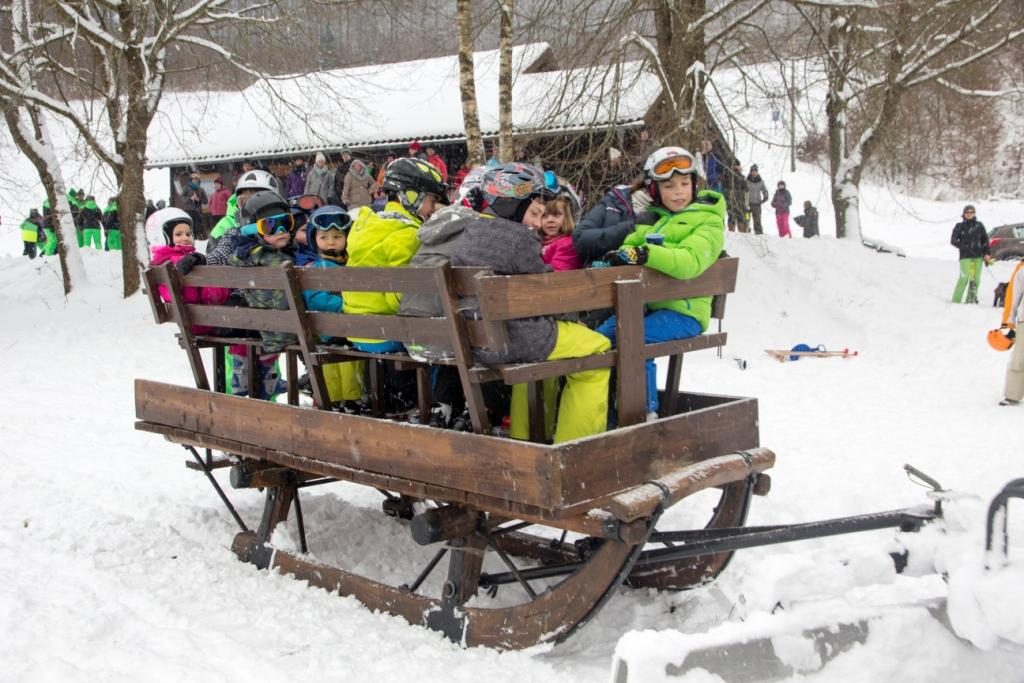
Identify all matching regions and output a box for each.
[793,200,819,238]
[951,204,991,304]
[571,184,644,265]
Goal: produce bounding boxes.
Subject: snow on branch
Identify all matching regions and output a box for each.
[620,30,677,114]
[936,77,1024,98]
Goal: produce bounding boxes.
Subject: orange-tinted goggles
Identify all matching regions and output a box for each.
[255,212,295,236]
[651,155,696,180]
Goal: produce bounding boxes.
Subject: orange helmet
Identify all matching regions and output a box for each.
[988,328,1015,352]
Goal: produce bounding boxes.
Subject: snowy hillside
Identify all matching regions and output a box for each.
[1,229,1023,681]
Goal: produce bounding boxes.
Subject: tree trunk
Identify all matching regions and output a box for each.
[497,0,514,163]
[2,102,86,294]
[648,0,709,146]
[457,0,485,166]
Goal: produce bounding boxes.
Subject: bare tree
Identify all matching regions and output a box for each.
[0,1,276,297]
[0,0,87,295]
[793,0,1024,240]
[497,0,514,162]
[457,0,485,165]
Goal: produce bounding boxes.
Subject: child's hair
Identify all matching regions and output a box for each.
[544,196,576,236]
[803,200,813,210]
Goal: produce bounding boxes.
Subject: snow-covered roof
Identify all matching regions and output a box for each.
[145,44,659,167]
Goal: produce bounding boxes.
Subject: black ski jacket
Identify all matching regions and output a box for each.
[950,218,989,259]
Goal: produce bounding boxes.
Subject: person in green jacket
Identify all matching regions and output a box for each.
[597,146,726,419]
[342,157,449,352]
[40,199,58,256]
[80,195,102,249]
[67,188,84,246]
[102,197,121,250]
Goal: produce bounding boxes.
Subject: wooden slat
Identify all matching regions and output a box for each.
[135,379,557,508]
[476,258,739,321]
[307,311,452,345]
[181,264,444,293]
[137,420,633,535]
[466,333,726,386]
[556,395,760,506]
[186,305,294,332]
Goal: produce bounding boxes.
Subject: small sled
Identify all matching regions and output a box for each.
[765,344,859,363]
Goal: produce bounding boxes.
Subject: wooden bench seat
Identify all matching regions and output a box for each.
[143,257,738,442]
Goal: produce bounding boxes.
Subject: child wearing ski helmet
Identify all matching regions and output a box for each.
[343,157,450,352]
[398,165,511,430]
[207,169,280,258]
[451,162,613,444]
[223,190,298,399]
[146,208,230,333]
[597,146,725,419]
[300,205,365,409]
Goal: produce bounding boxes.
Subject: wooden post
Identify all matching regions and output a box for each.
[162,263,210,390]
[279,265,330,410]
[615,279,646,427]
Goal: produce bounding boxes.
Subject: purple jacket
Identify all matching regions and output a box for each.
[285,167,308,197]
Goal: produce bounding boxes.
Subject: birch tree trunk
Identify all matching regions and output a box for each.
[497,0,514,163]
[457,0,485,166]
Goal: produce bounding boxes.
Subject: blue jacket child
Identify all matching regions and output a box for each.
[300,205,364,405]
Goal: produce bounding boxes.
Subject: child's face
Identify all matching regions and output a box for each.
[171,222,194,246]
[261,228,292,249]
[540,204,565,238]
[520,198,547,230]
[658,174,694,213]
[315,227,347,253]
[417,193,440,221]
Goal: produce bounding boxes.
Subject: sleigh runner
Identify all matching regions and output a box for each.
[136,257,940,649]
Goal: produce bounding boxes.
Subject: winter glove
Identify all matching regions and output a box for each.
[630,189,653,214]
[176,251,206,276]
[605,245,649,267]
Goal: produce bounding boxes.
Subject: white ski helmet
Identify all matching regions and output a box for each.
[234,169,277,194]
[146,207,192,246]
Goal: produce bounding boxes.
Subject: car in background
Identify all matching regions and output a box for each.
[988,223,1024,260]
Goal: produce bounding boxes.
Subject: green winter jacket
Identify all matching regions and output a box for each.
[621,189,726,331]
[210,194,239,239]
[342,201,422,319]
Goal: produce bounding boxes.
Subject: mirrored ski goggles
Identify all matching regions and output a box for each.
[290,194,325,212]
[310,211,352,233]
[254,212,295,236]
[650,155,697,181]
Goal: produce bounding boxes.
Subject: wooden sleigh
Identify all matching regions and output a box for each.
[135,256,776,649]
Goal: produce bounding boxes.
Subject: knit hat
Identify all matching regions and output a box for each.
[750,164,759,172]
[963,204,976,215]
[315,152,327,164]
[409,140,421,153]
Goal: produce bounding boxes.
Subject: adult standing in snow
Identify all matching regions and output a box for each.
[771,181,793,238]
[425,145,448,182]
[102,197,121,250]
[184,173,208,239]
[998,258,1024,406]
[207,178,231,227]
[950,204,991,304]
[342,159,376,209]
[79,195,103,249]
[285,157,308,198]
[746,164,769,235]
[304,152,335,204]
[721,160,749,232]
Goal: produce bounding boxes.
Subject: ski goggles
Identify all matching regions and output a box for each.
[310,211,352,233]
[649,154,698,181]
[254,212,295,236]
[290,194,325,212]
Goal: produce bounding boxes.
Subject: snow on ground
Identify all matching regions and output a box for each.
[2,222,1024,682]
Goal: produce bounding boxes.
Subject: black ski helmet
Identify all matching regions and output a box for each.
[241,190,290,222]
[381,157,451,214]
